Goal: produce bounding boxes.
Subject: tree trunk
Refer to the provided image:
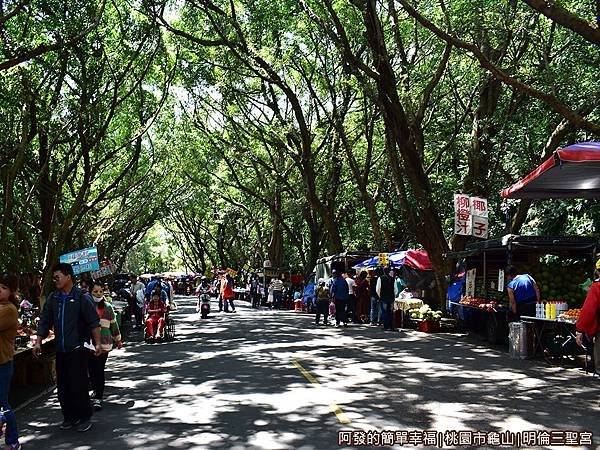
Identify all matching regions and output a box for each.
[362,0,451,309]
[268,190,284,267]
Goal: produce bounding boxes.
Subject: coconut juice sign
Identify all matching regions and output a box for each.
[454,194,489,239]
[59,246,100,275]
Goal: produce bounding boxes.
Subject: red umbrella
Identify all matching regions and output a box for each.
[502,142,600,199]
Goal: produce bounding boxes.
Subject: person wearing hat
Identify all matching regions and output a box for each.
[576,259,600,371]
[314,278,330,326]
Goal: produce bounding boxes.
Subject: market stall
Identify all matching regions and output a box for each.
[502,142,600,200]
[353,250,440,328]
[315,251,376,281]
[353,250,436,297]
[501,141,600,368]
[256,267,292,307]
[446,235,596,345]
[519,314,583,364]
[15,305,56,387]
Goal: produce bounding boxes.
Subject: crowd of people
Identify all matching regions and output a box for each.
[32,263,122,433]
[223,267,409,333]
[311,267,405,331]
[3,256,600,447]
[3,265,179,440]
[3,263,411,445]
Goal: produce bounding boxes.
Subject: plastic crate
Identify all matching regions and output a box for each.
[418,320,441,333]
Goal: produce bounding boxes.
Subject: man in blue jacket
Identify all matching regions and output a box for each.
[329,269,349,327]
[33,263,101,432]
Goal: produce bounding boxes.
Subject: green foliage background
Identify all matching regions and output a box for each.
[1,0,598,284]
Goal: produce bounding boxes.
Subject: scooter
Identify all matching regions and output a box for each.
[198,291,211,319]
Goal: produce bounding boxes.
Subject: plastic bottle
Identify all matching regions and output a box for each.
[556,301,563,317]
[545,302,550,319]
[551,301,557,320]
[536,301,541,318]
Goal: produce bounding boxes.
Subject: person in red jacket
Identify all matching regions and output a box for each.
[576,260,600,370]
[145,294,167,339]
[222,274,236,313]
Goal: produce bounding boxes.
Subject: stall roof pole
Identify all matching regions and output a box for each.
[483,251,487,299]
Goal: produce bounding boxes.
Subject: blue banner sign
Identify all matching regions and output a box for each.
[59,246,100,275]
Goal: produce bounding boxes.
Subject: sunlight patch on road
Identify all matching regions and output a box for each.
[147,373,174,381]
[248,430,304,449]
[169,432,224,447]
[292,359,351,424]
[110,378,145,389]
[196,327,229,334]
[422,402,476,431]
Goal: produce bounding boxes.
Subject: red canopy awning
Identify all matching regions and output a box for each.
[502,142,600,199]
[404,250,433,271]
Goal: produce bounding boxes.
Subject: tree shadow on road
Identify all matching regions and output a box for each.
[17,296,600,449]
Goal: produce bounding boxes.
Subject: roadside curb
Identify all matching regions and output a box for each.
[14,384,56,412]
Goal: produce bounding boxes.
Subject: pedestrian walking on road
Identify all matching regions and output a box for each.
[129,274,146,328]
[270,278,284,309]
[33,263,101,432]
[0,272,21,449]
[343,272,357,323]
[369,269,381,326]
[314,279,329,326]
[214,277,224,312]
[151,282,169,308]
[330,270,349,327]
[222,274,236,313]
[376,267,398,331]
[250,276,260,309]
[88,281,123,411]
[354,271,370,323]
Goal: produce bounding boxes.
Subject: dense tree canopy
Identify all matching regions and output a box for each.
[1,0,599,291]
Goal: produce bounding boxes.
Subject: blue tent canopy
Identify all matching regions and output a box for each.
[352,251,407,269]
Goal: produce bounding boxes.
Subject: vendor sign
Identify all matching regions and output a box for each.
[378,253,389,266]
[471,196,489,239]
[60,246,99,275]
[454,194,472,236]
[91,259,115,279]
[465,268,476,297]
[454,194,489,238]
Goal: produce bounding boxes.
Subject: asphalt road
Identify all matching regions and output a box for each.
[16,296,600,449]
